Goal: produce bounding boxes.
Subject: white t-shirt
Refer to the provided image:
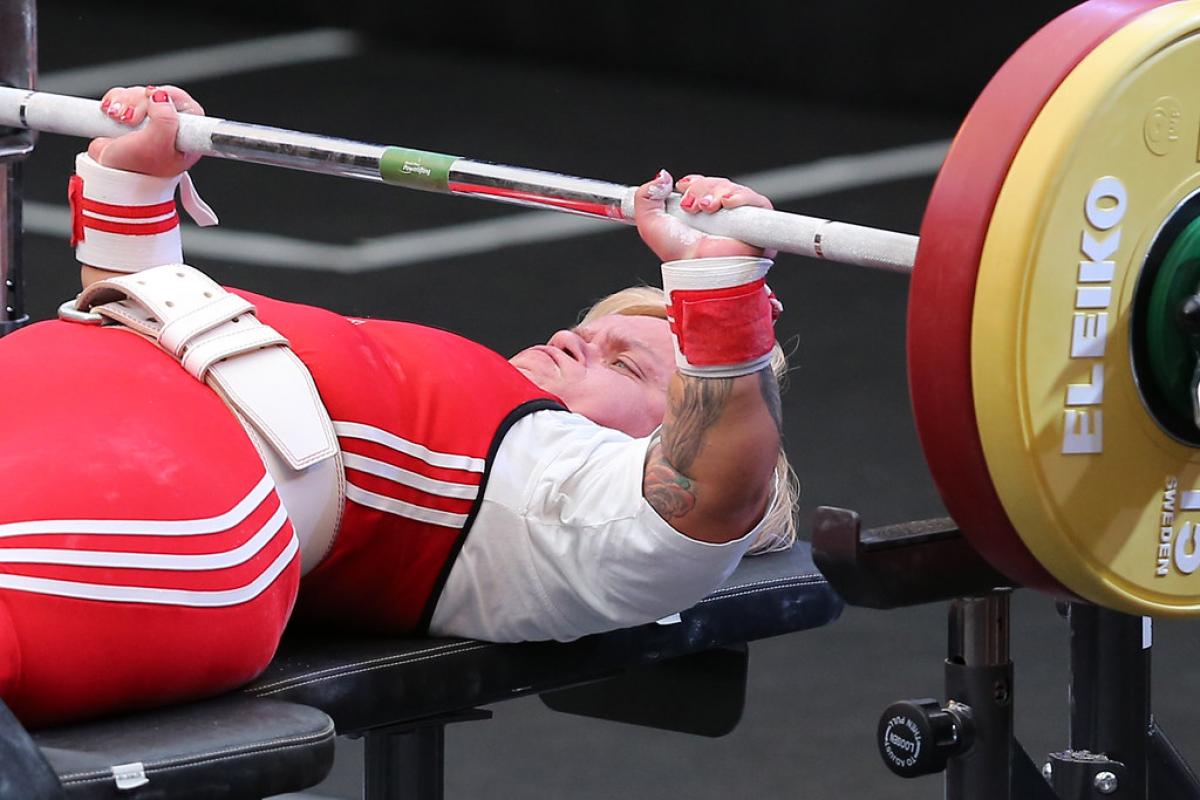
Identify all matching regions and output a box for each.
[428,409,765,642]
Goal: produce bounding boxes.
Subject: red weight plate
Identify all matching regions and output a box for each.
[906,0,1173,594]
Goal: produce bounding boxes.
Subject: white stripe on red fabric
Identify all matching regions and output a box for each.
[344,483,468,529]
[0,504,288,571]
[341,452,479,501]
[81,209,178,226]
[333,421,486,472]
[334,420,483,528]
[0,473,275,539]
[0,535,299,607]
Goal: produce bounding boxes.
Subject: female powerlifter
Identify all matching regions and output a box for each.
[0,85,792,726]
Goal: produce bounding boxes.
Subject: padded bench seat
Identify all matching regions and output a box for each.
[245,541,841,732]
[7,541,838,799]
[29,698,335,800]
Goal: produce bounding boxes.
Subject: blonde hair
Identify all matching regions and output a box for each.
[581,286,798,555]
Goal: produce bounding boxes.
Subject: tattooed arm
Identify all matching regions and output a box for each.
[630,170,785,543]
[644,367,781,543]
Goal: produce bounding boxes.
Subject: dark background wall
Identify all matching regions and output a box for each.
[109,1,1080,113]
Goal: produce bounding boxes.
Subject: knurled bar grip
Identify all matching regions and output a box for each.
[0,86,919,274]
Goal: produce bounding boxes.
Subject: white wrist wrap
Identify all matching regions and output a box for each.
[661,256,779,378]
[70,153,218,273]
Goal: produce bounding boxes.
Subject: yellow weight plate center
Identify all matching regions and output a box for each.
[973,0,1200,616]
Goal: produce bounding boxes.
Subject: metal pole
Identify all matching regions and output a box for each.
[0,0,36,336]
[945,592,1013,800]
[362,710,491,800]
[363,724,445,800]
[0,86,919,274]
[1066,605,1150,799]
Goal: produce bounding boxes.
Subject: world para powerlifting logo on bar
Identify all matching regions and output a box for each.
[1158,477,1200,578]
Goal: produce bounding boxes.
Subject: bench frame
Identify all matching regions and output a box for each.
[813,508,1200,800]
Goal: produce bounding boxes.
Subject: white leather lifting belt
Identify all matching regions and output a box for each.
[70,264,343,574]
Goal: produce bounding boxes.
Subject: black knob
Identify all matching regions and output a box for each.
[877,698,969,778]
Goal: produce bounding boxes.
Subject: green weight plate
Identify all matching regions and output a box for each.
[1144,215,1200,424]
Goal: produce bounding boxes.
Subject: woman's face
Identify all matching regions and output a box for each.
[510,314,675,438]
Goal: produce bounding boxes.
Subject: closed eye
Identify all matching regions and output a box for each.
[612,357,643,379]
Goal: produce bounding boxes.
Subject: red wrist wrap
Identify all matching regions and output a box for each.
[667,277,775,367]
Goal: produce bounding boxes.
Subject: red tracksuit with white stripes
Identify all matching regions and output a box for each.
[0,291,558,726]
[249,291,562,634]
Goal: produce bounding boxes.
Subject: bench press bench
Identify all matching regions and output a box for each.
[1,540,840,799]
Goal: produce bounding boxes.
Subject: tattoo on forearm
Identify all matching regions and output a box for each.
[644,439,697,520]
[661,377,733,472]
[644,377,733,521]
[757,366,783,434]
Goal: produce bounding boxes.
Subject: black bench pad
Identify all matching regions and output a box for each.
[32,697,334,800]
[245,541,840,733]
[10,543,835,798]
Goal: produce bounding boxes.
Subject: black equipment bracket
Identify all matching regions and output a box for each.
[540,644,748,737]
[811,506,1014,608]
[814,506,1200,800]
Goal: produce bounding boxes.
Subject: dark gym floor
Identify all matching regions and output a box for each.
[19,4,1200,799]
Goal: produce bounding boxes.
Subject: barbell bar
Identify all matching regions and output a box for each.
[0,85,919,274]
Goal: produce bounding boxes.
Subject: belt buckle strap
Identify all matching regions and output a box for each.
[72,264,338,472]
[57,297,104,325]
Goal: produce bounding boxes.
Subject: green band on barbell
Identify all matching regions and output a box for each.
[379,147,459,192]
